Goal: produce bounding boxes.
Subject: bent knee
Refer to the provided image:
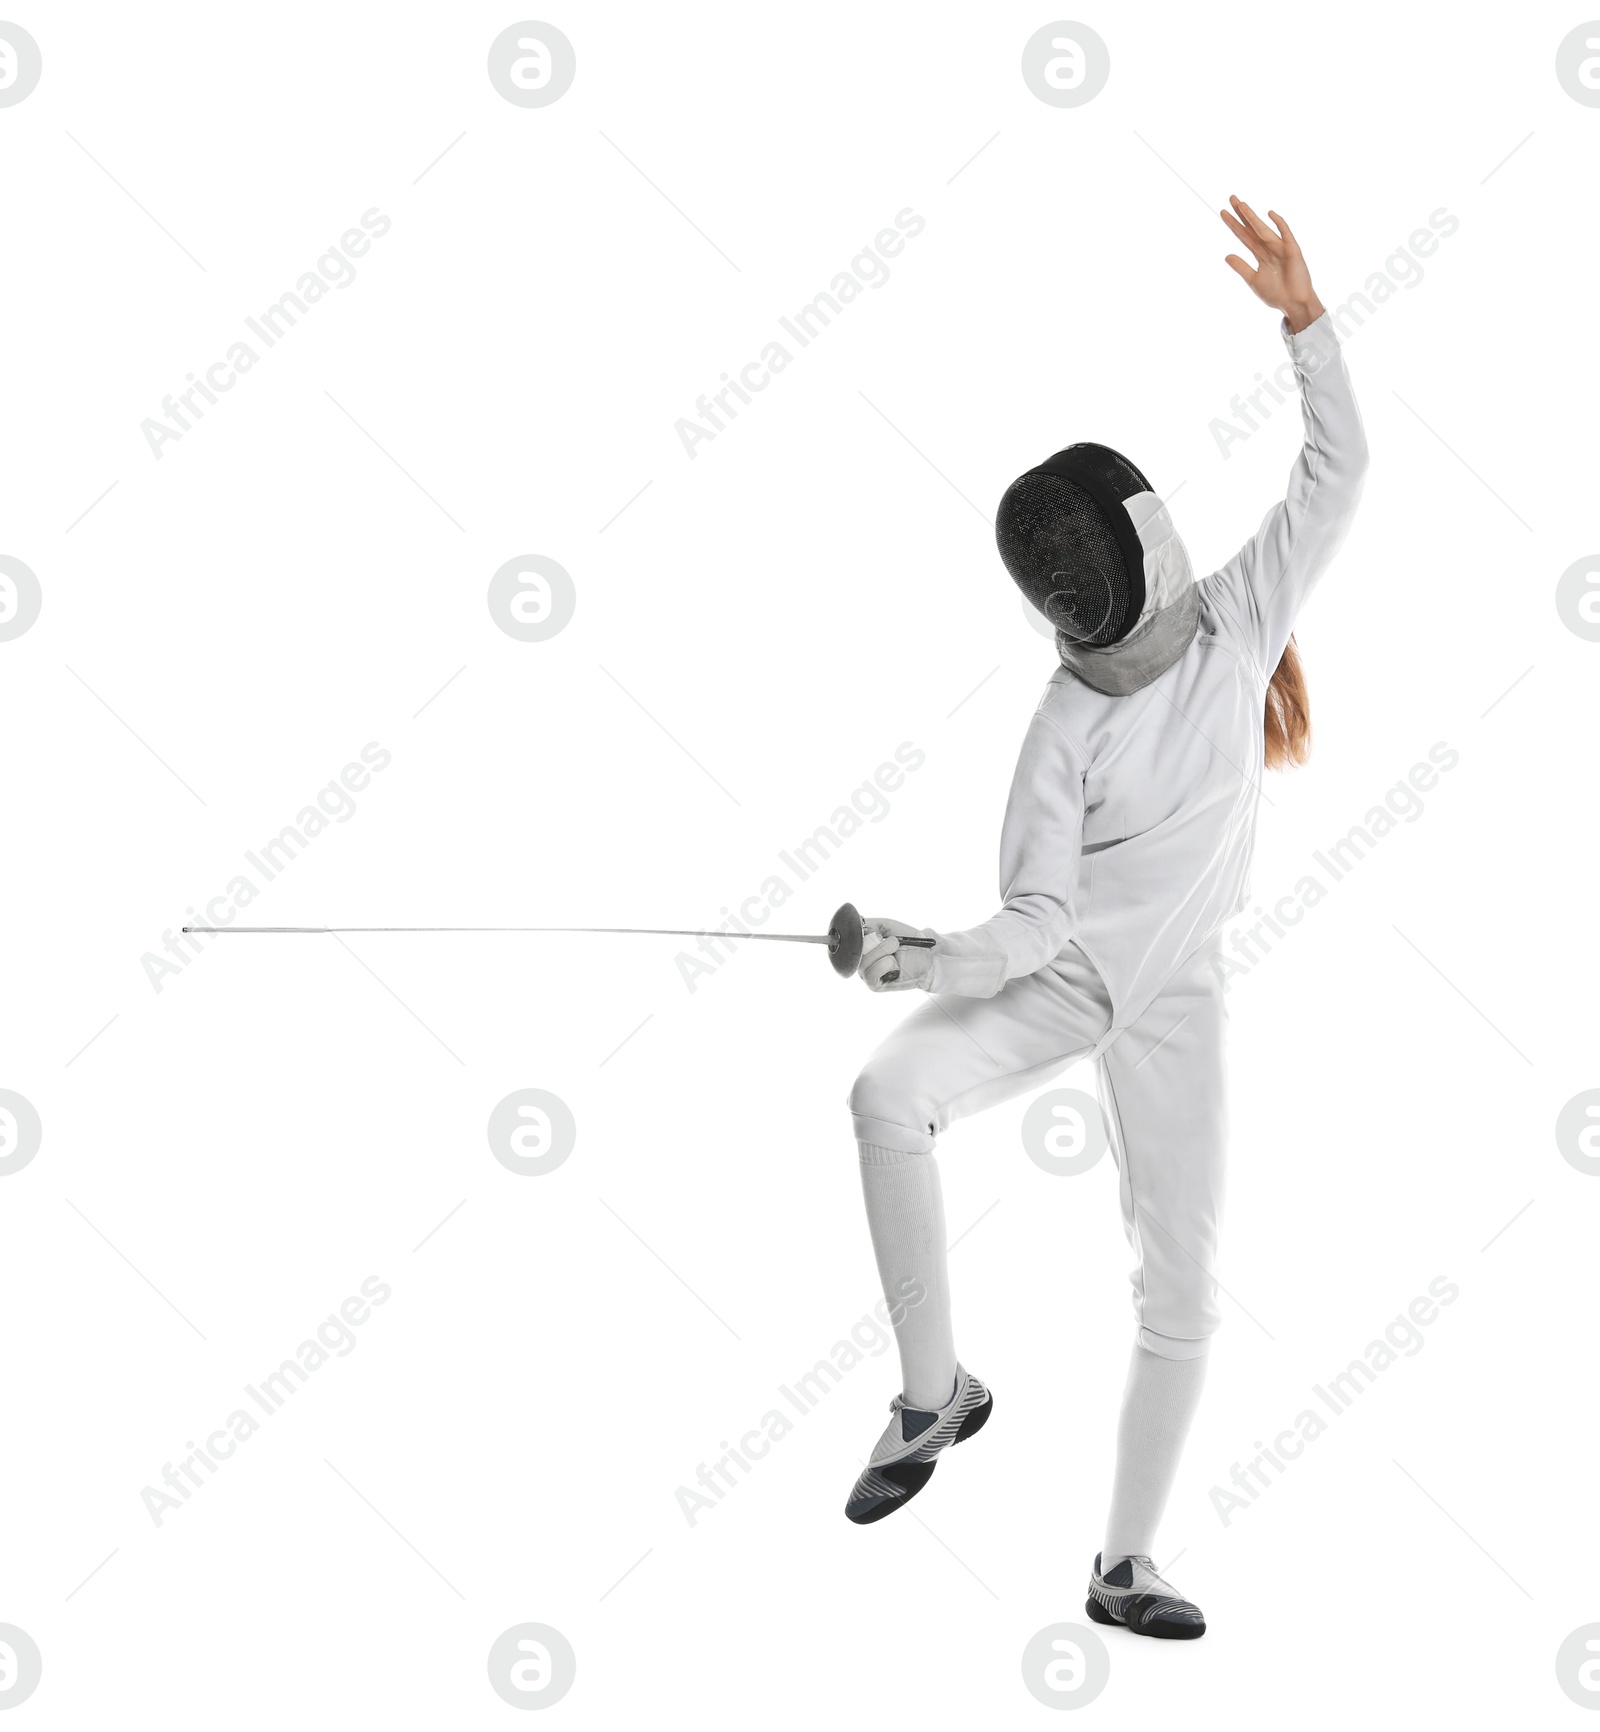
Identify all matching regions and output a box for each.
[1136,1325,1214,1361]
[848,1065,936,1157]
[1136,1278,1221,1360]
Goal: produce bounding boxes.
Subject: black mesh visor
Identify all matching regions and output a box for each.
[995,470,1133,647]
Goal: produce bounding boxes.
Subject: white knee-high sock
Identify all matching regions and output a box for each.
[1103,1345,1208,1566]
[857,1142,957,1411]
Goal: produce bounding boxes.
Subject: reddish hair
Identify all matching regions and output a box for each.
[1265,635,1311,770]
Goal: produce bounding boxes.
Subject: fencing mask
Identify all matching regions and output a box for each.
[995,443,1200,695]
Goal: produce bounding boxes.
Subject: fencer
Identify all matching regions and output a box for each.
[842,197,1368,1641]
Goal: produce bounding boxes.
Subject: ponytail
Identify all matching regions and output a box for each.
[1264,635,1311,770]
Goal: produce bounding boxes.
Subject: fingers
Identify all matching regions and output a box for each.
[1267,207,1298,247]
[1230,194,1276,243]
[862,951,903,991]
[1223,253,1257,285]
[1218,206,1257,252]
[859,933,901,976]
[856,916,930,992]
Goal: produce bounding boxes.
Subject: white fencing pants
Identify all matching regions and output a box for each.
[848,940,1228,1366]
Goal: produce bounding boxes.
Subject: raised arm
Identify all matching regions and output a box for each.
[1206,198,1370,674]
[858,698,1087,998]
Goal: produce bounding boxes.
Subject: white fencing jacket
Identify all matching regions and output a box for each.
[929,312,1368,1025]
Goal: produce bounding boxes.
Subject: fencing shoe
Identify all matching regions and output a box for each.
[1085,1552,1206,1639]
[844,1364,992,1525]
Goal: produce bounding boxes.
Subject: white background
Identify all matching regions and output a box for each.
[3,0,1596,1723]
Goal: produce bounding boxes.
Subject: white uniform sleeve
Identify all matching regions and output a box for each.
[927,703,1087,998]
[1204,310,1369,676]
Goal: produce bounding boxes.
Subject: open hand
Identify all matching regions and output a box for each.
[1220,196,1324,334]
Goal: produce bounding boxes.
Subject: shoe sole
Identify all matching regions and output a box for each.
[1085,1594,1205,1640]
[845,1392,993,1525]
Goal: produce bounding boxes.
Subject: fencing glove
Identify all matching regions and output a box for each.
[858,918,938,992]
